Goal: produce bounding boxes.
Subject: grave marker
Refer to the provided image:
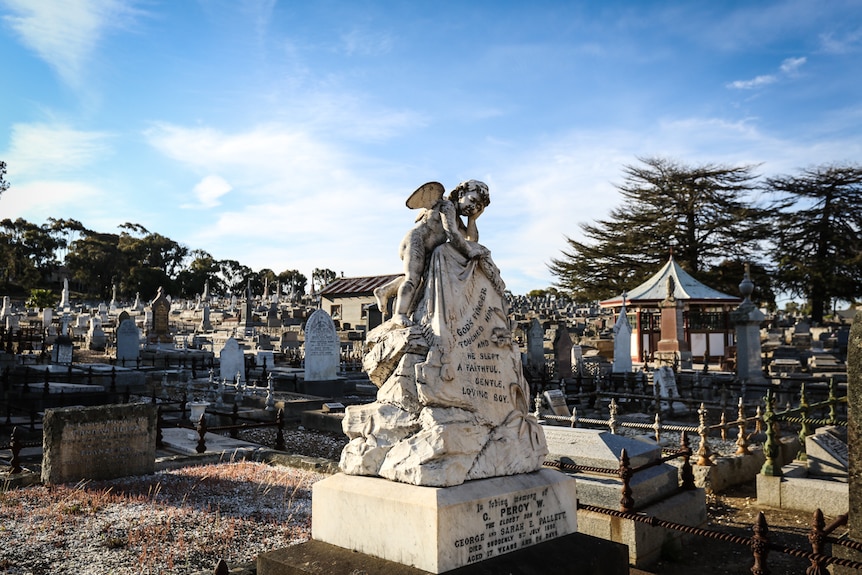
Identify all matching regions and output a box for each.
[116,318,140,362]
[304,309,340,381]
[41,403,157,484]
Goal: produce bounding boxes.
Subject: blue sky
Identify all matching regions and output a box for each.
[1,1,861,296]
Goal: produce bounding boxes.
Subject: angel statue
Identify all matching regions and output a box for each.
[374,179,493,327]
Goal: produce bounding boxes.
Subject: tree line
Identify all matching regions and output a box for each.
[549,158,862,324]
[0,215,341,304]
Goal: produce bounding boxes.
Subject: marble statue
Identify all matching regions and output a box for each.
[341,180,547,487]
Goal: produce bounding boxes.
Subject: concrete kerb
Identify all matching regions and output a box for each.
[688,435,801,494]
[756,461,849,517]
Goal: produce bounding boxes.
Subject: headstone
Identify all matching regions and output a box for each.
[730,266,766,384]
[543,389,571,417]
[219,337,245,383]
[52,335,73,364]
[656,277,688,365]
[303,309,340,381]
[115,318,140,363]
[109,284,118,312]
[571,344,584,376]
[149,287,171,343]
[0,296,10,318]
[806,426,848,479]
[612,299,633,373]
[87,317,107,351]
[41,403,158,484]
[553,326,573,380]
[653,366,684,411]
[527,317,545,370]
[59,278,70,310]
[199,302,213,331]
[42,307,53,332]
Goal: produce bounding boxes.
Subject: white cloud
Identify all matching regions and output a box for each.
[779,56,806,74]
[727,56,806,90]
[187,175,232,209]
[1,0,139,88]
[5,123,112,177]
[727,74,777,90]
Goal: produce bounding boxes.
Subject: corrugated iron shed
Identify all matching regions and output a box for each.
[319,274,403,297]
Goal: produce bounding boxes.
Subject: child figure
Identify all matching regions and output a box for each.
[375,179,491,327]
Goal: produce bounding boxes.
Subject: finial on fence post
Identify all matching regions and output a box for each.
[807,509,828,575]
[608,398,619,435]
[696,402,713,466]
[760,388,781,476]
[750,511,771,575]
[653,412,662,444]
[618,448,634,512]
[196,414,207,454]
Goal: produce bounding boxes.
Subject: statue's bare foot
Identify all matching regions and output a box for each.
[373,286,389,317]
[392,313,413,328]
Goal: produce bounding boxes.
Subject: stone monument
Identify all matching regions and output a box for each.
[306,180,580,574]
[612,294,633,373]
[730,264,766,384]
[42,403,158,484]
[116,318,140,363]
[303,309,340,381]
[149,287,172,343]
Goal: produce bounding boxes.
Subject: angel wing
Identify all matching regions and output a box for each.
[406,181,445,209]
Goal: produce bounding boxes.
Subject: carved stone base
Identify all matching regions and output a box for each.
[310,470,578,574]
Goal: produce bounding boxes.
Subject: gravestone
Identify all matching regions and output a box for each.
[553,325,573,380]
[59,278,70,310]
[303,309,340,381]
[219,337,245,383]
[571,344,584,376]
[527,317,545,370]
[116,318,140,363]
[0,296,9,318]
[87,317,107,351]
[52,335,73,364]
[612,301,633,373]
[41,403,158,484]
[656,277,689,366]
[653,366,684,411]
[730,266,766,384]
[149,287,172,343]
[806,426,848,479]
[199,302,212,331]
[543,388,572,417]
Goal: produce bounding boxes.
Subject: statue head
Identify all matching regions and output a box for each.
[448,180,490,212]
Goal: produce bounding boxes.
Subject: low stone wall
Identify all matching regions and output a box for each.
[691,436,801,493]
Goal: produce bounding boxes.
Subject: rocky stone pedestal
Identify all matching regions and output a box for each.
[306,470,578,574]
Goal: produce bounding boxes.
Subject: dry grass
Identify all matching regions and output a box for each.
[0,461,323,575]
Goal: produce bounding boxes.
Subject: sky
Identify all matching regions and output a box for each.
[1,0,861,297]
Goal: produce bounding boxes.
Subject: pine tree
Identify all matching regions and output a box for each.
[549,157,774,302]
[766,164,862,323]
